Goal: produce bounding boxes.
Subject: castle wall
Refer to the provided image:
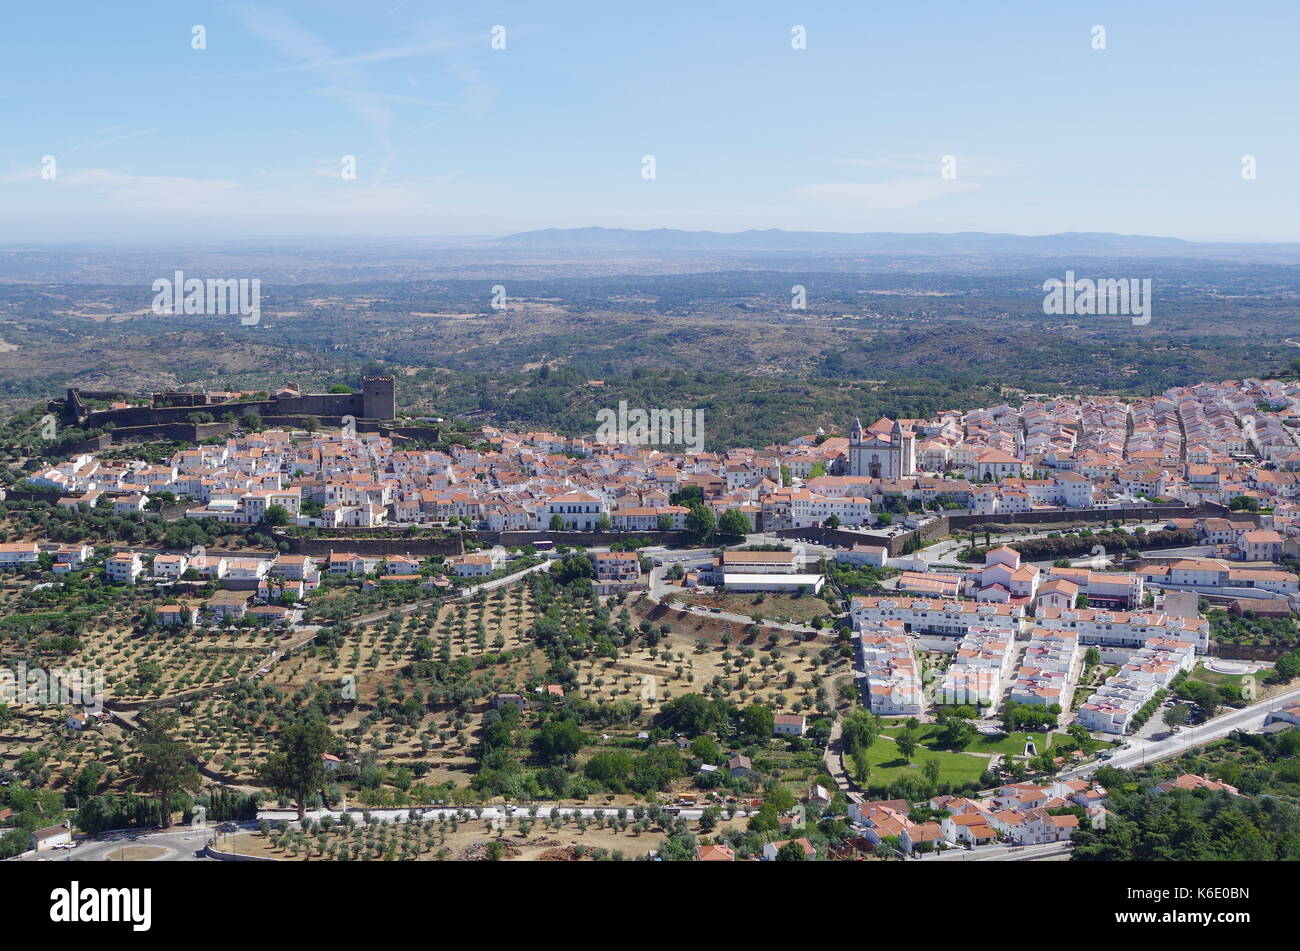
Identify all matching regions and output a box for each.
[67,380,395,430]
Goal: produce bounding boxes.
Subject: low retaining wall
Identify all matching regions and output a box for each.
[203,842,280,862]
[1213,642,1298,661]
[780,503,1227,561]
[478,530,687,548]
[772,526,909,556]
[944,503,1221,532]
[282,534,464,557]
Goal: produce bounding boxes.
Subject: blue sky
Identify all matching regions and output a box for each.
[2,1,1297,242]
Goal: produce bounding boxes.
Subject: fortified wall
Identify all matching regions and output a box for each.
[63,377,397,429]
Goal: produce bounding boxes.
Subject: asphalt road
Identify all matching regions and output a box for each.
[1063,682,1300,779]
[14,827,216,863]
[928,841,1073,862]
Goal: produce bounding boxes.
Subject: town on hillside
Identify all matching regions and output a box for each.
[1,374,1298,867]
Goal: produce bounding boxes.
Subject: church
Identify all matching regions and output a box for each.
[848,417,916,479]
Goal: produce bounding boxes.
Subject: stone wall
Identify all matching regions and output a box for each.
[203,843,280,862]
[66,381,396,430]
[943,503,1216,533]
[476,529,687,548]
[772,526,908,556]
[282,534,464,557]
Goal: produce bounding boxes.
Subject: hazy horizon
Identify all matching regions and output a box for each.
[3,226,1300,249]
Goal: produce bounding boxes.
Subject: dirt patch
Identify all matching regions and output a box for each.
[461,839,522,860]
[682,591,832,625]
[103,845,168,861]
[538,846,578,861]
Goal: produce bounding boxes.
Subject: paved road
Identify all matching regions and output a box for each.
[1062,683,1300,779]
[13,827,216,863]
[928,841,1073,862]
[823,717,851,791]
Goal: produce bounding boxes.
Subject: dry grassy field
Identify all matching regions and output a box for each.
[681,590,833,625]
[219,813,751,862]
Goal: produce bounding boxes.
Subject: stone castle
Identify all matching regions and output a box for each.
[64,377,396,429]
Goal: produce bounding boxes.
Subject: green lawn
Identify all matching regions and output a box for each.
[879,723,1055,756]
[861,734,989,788]
[1189,663,1247,689]
[968,731,1055,756]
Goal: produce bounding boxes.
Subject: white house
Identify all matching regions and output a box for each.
[543,491,606,530]
[105,551,143,583]
[772,714,807,737]
[836,544,888,569]
[31,825,71,851]
[0,542,40,568]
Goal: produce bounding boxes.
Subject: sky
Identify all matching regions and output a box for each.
[2,1,1298,243]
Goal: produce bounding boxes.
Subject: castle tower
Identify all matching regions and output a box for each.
[361,376,395,419]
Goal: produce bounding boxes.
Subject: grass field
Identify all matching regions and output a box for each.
[879,723,1054,756]
[859,724,1073,789]
[1189,662,1248,689]
[862,734,991,788]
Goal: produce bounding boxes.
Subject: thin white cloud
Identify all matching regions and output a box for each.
[0,166,41,184]
[227,6,494,188]
[229,4,396,183]
[265,36,475,73]
[832,158,899,169]
[833,155,1022,178]
[59,126,161,159]
[0,160,464,222]
[793,178,984,213]
[59,169,244,210]
[86,127,160,150]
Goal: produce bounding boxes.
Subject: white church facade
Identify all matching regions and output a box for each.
[848,417,916,480]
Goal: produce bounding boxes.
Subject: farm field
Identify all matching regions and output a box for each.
[157,573,848,803]
[219,813,752,862]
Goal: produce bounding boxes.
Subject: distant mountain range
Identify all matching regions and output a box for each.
[4,229,1298,286]
[487,227,1201,254]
